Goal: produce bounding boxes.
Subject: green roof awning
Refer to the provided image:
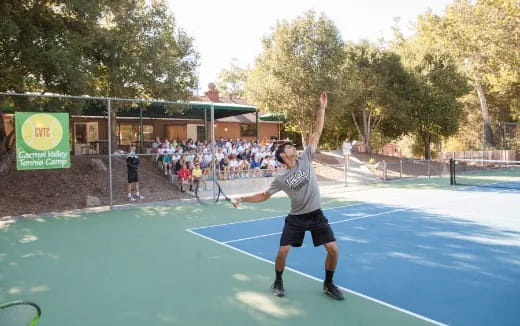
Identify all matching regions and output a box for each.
[117,101,257,120]
[179,101,257,119]
[112,101,257,120]
[259,112,286,122]
[0,92,258,119]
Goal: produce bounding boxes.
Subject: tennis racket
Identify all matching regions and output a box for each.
[216,181,243,208]
[215,180,233,203]
[194,179,208,204]
[0,300,41,326]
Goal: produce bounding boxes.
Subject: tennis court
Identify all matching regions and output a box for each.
[1,177,519,326]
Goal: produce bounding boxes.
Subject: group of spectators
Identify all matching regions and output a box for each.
[151,136,286,192]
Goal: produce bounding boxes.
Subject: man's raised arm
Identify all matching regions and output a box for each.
[308,91,327,151]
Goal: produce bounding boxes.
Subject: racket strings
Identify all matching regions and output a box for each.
[0,303,40,326]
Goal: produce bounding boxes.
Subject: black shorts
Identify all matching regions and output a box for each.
[280,209,336,247]
[128,169,138,183]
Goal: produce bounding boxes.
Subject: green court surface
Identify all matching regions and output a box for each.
[1,196,435,326]
[1,177,518,325]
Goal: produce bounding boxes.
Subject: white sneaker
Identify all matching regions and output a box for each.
[134,195,144,200]
[129,196,136,202]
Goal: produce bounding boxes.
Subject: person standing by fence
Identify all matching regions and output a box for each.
[342,136,353,170]
[127,144,144,201]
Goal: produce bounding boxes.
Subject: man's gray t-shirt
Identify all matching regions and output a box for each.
[267,146,321,215]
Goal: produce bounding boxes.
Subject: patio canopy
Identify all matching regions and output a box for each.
[0,92,257,120]
[117,101,257,120]
[259,112,286,122]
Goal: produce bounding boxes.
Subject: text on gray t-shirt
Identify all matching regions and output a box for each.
[267,146,321,215]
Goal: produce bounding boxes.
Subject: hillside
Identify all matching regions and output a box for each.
[0,152,429,218]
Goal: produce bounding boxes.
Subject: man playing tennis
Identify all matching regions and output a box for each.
[232,92,344,300]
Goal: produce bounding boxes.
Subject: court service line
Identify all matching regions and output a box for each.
[189,202,365,231]
[186,228,447,326]
[222,208,406,244]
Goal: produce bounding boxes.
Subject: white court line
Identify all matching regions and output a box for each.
[328,209,406,225]
[188,203,366,231]
[456,184,520,193]
[186,228,447,326]
[186,191,502,326]
[224,232,281,244]
[222,208,406,244]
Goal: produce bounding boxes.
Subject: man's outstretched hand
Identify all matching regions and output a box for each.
[232,197,241,208]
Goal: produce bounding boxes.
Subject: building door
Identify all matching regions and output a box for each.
[165,125,187,141]
[196,126,206,141]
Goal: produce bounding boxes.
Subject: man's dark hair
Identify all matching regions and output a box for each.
[275,142,293,164]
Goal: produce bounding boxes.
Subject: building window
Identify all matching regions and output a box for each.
[240,124,256,137]
[196,126,206,141]
[118,124,154,145]
[142,125,153,141]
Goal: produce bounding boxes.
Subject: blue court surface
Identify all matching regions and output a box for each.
[188,202,520,326]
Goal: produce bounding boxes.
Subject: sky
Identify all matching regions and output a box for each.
[168,0,454,94]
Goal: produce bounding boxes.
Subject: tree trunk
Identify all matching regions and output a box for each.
[364,135,371,153]
[473,77,495,148]
[363,108,372,153]
[351,111,372,153]
[0,148,15,175]
[298,121,308,148]
[0,114,14,175]
[421,132,431,160]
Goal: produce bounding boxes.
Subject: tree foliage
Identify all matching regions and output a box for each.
[246,11,344,146]
[0,0,199,172]
[0,0,199,100]
[416,0,520,147]
[393,34,470,159]
[217,58,249,99]
[336,42,413,153]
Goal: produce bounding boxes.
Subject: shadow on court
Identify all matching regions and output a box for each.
[1,198,441,326]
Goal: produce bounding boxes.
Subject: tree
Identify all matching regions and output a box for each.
[89,0,199,150]
[217,58,249,99]
[408,53,469,159]
[392,28,470,159]
[0,0,199,173]
[0,0,106,94]
[416,0,520,148]
[246,11,344,147]
[336,42,413,153]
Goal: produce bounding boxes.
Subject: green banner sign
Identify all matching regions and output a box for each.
[15,112,70,170]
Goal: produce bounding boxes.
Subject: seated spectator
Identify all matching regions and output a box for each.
[185,148,195,163]
[162,152,173,175]
[219,157,229,180]
[200,153,212,177]
[163,138,170,149]
[215,148,225,163]
[151,137,161,159]
[156,144,167,168]
[260,155,270,176]
[174,156,186,175]
[177,162,192,192]
[192,162,207,191]
[250,154,262,177]
[228,155,240,179]
[239,157,250,178]
[267,155,278,176]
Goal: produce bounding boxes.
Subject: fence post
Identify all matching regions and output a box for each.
[449,158,454,185]
[383,160,387,181]
[108,99,113,207]
[399,160,403,179]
